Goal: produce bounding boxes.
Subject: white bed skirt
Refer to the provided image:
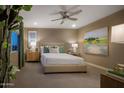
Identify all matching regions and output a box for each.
[42,64,87,73]
[41,53,87,73]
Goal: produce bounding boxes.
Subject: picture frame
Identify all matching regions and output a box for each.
[28,31,37,49]
[83,27,109,56]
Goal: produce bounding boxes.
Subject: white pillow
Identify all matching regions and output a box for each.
[49,47,59,53]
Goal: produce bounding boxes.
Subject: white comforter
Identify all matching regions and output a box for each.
[41,53,85,65]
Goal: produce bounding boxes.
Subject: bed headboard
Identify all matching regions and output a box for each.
[40,42,65,53]
[41,42,65,47]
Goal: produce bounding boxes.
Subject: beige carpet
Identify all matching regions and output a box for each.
[10,62,105,88]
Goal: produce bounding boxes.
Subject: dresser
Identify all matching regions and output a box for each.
[26,51,40,62]
[100,73,124,88]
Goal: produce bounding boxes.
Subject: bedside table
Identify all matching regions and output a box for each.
[26,51,40,62]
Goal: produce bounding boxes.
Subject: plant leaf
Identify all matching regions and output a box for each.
[0,6,4,14]
[8,65,19,80]
[9,24,20,31]
[16,16,23,22]
[9,20,19,28]
[8,9,18,26]
[23,5,32,11]
[3,41,8,49]
[0,9,8,21]
[0,21,5,28]
[12,5,23,11]
[0,6,5,12]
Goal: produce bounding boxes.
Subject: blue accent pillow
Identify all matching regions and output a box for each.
[59,47,64,53]
[44,47,49,53]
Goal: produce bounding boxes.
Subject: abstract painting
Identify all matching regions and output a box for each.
[28,31,37,49]
[83,27,108,55]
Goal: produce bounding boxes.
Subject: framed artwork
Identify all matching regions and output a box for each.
[83,27,109,56]
[28,31,37,49]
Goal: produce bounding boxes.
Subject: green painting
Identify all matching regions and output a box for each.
[83,27,108,55]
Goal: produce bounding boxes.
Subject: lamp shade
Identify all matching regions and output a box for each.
[30,42,36,48]
[72,43,78,48]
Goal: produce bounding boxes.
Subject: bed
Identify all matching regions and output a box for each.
[41,53,87,73]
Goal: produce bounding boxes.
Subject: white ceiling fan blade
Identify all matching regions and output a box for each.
[51,18,63,21]
[69,10,82,16]
[68,17,78,21]
[67,5,80,12]
[59,5,67,11]
[59,11,66,16]
[51,11,65,17]
[50,12,60,15]
[60,20,64,24]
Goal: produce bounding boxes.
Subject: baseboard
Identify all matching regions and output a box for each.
[86,62,111,71]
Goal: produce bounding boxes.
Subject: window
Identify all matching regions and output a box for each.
[11,31,18,51]
[111,24,124,43]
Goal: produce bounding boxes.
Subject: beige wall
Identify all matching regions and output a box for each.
[24,28,78,53]
[78,9,124,68]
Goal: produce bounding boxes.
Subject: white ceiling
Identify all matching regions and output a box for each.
[20,5,124,29]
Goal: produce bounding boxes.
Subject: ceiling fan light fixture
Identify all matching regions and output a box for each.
[33,22,38,26]
[72,24,76,28]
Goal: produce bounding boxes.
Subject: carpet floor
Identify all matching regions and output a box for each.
[10,62,105,88]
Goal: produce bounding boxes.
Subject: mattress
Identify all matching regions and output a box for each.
[41,53,85,65]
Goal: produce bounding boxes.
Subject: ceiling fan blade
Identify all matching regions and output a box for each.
[59,11,66,16]
[60,20,64,24]
[68,17,78,21]
[67,5,80,12]
[50,12,60,15]
[60,5,67,11]
[51,18,63,21]
[69,10,82,16]
[51,11,64,15]
[51,11,65,17]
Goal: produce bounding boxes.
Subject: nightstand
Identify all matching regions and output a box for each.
[26,51,40,62]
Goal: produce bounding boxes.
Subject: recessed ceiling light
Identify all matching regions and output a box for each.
[33,22,38,25]
[72,24,76,28]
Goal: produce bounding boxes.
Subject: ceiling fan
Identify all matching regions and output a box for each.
[51,5,82,24]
